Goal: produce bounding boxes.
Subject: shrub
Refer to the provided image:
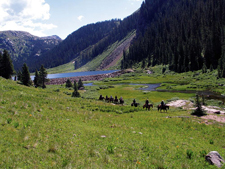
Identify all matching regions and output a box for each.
[209,139,214,144]
[186,149,193,159]
[107,144,115,154]
[7,118,12,124]
[14,122,19,128]
[200,150,207,157]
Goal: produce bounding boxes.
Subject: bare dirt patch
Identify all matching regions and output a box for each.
[167,99,225,123]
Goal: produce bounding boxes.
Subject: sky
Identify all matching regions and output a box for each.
[0,0,143,39]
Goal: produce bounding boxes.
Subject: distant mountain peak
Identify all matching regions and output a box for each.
[41,35,62,40]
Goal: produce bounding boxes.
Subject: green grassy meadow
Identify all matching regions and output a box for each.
[1,69,225,168]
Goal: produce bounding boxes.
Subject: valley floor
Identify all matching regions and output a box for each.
[0,68,225,168]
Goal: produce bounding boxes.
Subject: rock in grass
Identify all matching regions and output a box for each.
[205,151,225,168]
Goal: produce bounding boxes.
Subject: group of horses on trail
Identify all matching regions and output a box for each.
[99,95,170,112]
[99,95,124,104]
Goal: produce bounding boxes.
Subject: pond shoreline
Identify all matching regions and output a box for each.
[46,70,123,85]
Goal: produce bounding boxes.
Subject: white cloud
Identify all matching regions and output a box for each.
[0,0,57,37]
[77,15,84,21]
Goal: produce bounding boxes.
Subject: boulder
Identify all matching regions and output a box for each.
[205,151,225,168]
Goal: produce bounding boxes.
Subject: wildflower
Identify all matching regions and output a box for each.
[136,160,141,164]
[139,132,143,135]
[176,145,179,148]
[29,114,32,117]
[101,135,106,138]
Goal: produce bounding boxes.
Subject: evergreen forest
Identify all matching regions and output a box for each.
[122,0,225,74]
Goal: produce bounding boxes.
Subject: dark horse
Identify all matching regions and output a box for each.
[157,104,169,112]
[105,96,109,102]
[99,95,104,100]
[143,104,153,110]
[109,97,114,103]
[119,99,124,105]
[131,103,140,107]
[114,96,119,104]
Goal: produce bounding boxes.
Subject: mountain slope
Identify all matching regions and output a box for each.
[0,31,62,71]
[28,20,120,72]
[29,10,139,72]
[122,0,225,73]
[46,31,136,74]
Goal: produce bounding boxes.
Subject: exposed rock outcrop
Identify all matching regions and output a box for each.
[205,151,225,168]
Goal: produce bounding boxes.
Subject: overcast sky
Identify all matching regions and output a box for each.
[0,0,143,39]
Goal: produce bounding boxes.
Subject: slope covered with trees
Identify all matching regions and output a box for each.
[122,0,225,74]
[29,11,139,72]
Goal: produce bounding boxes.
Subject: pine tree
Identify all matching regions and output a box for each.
[34,69,40,87]
[21,63,32,86]
[66,79,73,88]
[1,50,14,79]
[72,81,80,97]
[78,78,84,89]
[17,70,22,81]
[39,65,48,88]
[191,94,206,116]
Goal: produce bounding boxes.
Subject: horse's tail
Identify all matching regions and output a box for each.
[157,105,160,111]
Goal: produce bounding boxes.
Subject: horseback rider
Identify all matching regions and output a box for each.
[119,96,123,103]
[133,99,136,104]
[105,95,108,100]
[99,94,103,100]
[145,99,149,106]
[161,100,165,108]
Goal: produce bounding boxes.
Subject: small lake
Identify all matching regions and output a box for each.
[30,70,118,80]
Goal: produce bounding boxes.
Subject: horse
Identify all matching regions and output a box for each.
[143,104,153,110]
[99,95,104,100]
[109,97,114,103]
[105,96,109,102]
[119,99,124,105]
[131,103,140,107]
[157,104,169,112]
[114,97,119,104]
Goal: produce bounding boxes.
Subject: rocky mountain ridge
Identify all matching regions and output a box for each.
[0,30,62,70]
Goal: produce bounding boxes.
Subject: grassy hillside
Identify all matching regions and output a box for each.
[1,69,225,168]
[46,31,136,74]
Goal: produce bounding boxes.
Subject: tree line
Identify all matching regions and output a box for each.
[0,49,48,87]
[122,0,225,77]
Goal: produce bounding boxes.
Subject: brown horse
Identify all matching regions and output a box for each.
[143,104,153,110]
[157,104,169,112]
